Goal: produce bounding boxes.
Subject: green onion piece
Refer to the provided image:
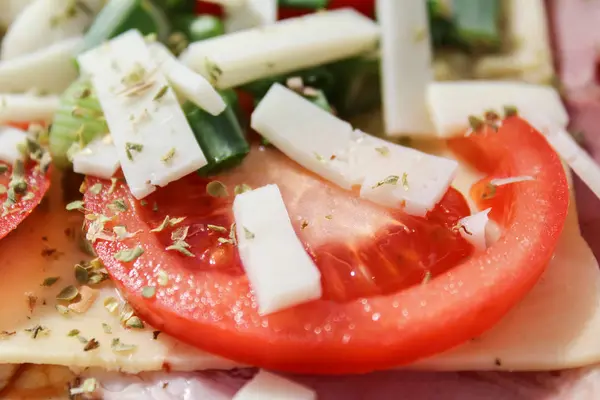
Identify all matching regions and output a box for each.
[327,55,380,117]
[49,78,108,168]
[278,0,329,9]
[451,0,502,51]
[172,14,224,42]
[183,95,250,176]
[427,0,469,51]
[81,0,170,54]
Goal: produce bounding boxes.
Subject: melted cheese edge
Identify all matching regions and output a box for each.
[0,150,597,373]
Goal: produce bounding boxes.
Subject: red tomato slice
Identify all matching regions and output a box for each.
[0,161,51,240]
[84,117,568,374]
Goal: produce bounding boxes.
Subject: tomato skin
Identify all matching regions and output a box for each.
[0,162,51,240]
[85,117,568,374]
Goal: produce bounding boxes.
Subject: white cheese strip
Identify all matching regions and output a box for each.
[0,173,239,373]
[251,83,355,188]
[0,94,59,123]
[529,116,600,200]
[0,126,27,164]
[427,81,569,137]
[72,136,120,180]
[456,208,491,252]
[225,0,277,33]
[77,30,208,199]
[1,0,104,60]
[149,42,226,116]
[490,176,535,187]
[0,37,82,94]
[377,0,435,136]
[474,0,554,84]
[180,8,379,89]
[251,84,458,216]
[233,370,316,400]
[233,184,322,315]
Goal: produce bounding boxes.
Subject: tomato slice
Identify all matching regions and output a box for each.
[84,117,568,374]
[0,161,51,240]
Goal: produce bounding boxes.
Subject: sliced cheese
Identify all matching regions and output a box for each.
[457,209,491,252]
[0,172,239,373]
[77,30,207,199]
[0,126,27,164]
[224,0,277,33]
[1,0,104,60]
[414,192,600,370]
[149,42,226,116]
[427,81,568,137]
[377,0,435,136]
[0,37,81,94]
[0,94,60,124]
[180,8,379,89]
[251,84,458,216]
[233,184,322,315]
[233,370,316,400]
[72,136,120,180]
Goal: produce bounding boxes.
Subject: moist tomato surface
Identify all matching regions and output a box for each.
[84,117,569,374]
[0,161,51,240]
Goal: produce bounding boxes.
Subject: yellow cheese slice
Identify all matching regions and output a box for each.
[0,147,597,374]
[413,194,600,371]
[0,173,239,374]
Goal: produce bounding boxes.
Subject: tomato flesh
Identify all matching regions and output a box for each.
[126,148,471,302]
[0,161,50,240]
[85,117,569,374]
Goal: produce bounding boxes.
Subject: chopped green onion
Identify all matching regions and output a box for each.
[452,0,502,51]
[278,0,329,9]
[49,78,108,168]
[183,95,250,176]
[172,14,224,42]
[327,55,380,117]
[80,0,170,54]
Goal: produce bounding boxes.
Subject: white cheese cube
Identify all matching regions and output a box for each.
[0,94,59,123]
[251,84,458,216]
[377,0,435,136]
[149,42,226,116]
[0,37,81,93]
[72,136,120,179]
[359,134,459,217]
[251,83,356,189]
[225,0,277,33]
[0,126,27,164]
[427,81,568,137]
[457,208,491,252]
[77,30,208,199]
[233,184,322,315]
[233,370,316,400]
[180,8,379,89]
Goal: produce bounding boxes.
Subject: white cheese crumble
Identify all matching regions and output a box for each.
[233,184,322,315]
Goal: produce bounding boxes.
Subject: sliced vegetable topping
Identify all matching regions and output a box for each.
[0,159,51,240]
[84,117,567,374]
[49,78,108,168]
[184,98,250,176]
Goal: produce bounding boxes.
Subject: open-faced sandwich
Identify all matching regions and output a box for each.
[1,0,600,398]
